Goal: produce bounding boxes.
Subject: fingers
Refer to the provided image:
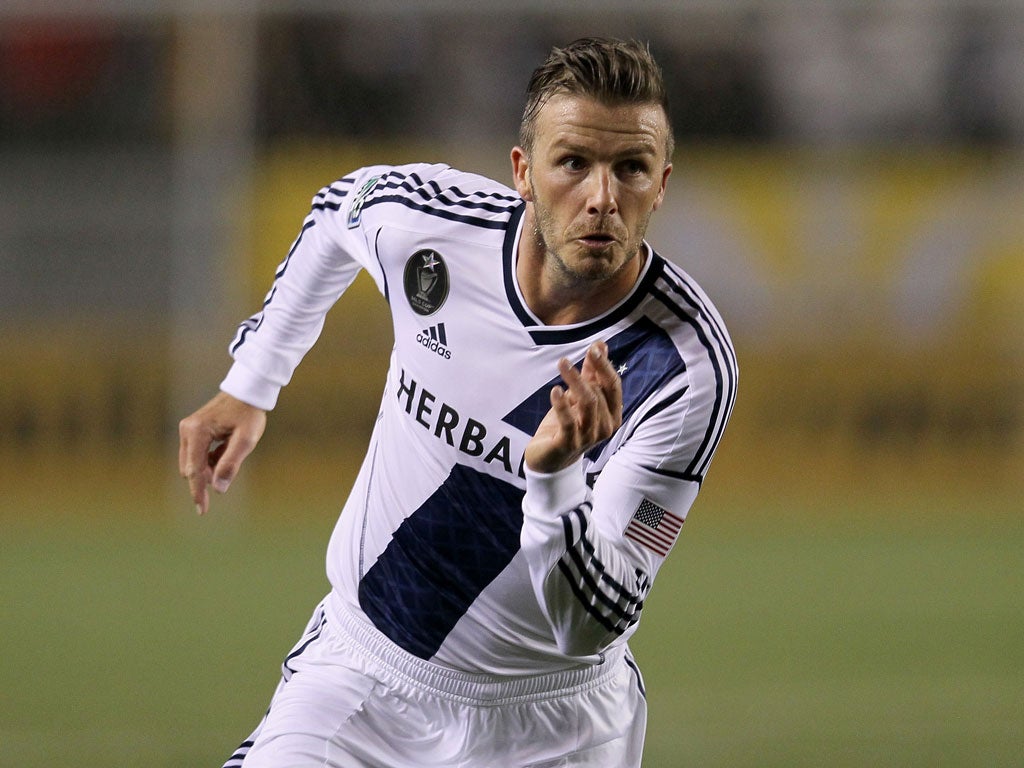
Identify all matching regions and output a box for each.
[558,342,622,436]
[543,343,620,461]
[547,380,576,433]
[177,392,267,515]
[179,418,214,515]
[523,341,622,474]
[580,341,623,422]
[211,431,259,493]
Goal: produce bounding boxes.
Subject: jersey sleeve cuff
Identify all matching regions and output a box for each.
[220,361,282,411]
[523,460,588,518]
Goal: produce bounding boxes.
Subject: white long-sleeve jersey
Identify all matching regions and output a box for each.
[221,163,737,676]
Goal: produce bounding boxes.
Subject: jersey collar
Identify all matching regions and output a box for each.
[501,202,663,345]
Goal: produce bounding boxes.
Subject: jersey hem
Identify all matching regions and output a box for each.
[326,593,624,707]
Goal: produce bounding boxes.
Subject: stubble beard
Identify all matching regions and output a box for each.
[530,197,650,289]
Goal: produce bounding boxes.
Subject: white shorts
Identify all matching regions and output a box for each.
[224,599,647,768]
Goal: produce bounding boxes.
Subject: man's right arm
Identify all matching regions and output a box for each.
[177,166,393,515]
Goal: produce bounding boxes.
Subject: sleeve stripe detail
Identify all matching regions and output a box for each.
[229,218,317,354]
[311,177,357,210]
[311,168,520,222]
[365,194,511,229]
[417,174,520,204]
[651,269,738,481]
[224,740,255,767]
[555,561,623,635]
[357,170,520,229]
[556,507,650,635]
[312,199,345,212]
[642,464,701,483]
[274,218,317,280]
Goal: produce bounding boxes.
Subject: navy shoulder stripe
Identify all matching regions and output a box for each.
[651,264,737,481]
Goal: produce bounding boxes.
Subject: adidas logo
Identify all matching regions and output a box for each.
[416,322,452,360]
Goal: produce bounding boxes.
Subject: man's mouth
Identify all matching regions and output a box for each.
[577,232,617,247]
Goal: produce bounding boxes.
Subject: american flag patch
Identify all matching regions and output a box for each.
[623,499,683,556]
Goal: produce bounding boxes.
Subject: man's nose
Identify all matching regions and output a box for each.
[585,167,617,216]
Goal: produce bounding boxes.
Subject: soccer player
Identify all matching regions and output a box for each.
[179,36,737,768]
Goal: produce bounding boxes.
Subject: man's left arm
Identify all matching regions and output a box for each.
[519,341,713,657]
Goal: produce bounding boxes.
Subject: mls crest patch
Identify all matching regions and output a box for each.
[403,249,450,316]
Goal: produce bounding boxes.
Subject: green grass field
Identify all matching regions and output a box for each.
[1,456,1021,768]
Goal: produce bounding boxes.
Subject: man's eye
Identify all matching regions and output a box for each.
[561,156,585,171]
[620,160,648,176]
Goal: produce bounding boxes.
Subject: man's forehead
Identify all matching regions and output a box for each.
[535,94,668,152]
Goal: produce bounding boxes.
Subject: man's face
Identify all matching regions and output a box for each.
[512,94,672,287]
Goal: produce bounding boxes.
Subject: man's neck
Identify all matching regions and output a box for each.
[515,208,646,326]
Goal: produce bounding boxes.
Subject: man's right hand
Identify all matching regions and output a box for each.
[178,392,267,515]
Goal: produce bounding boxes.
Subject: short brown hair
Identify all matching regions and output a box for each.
[519,37,674,160]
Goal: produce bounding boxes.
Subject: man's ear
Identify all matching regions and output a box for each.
[510,146,533,201]
[652,163,672,212]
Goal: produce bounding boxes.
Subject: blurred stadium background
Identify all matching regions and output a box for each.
[1,2,1021,767]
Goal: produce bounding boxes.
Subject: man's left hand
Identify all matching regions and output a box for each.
[524,341,623,474]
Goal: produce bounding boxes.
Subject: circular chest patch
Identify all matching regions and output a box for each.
[403,249,450,316]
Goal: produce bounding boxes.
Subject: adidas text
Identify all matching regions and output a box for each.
[416,324,452,359]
